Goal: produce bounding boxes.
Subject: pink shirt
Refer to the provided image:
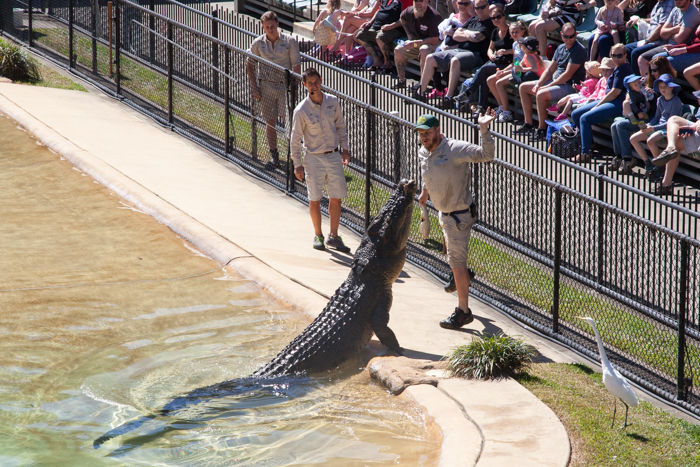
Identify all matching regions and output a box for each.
[580,77,599,99]
[588,77,608,102]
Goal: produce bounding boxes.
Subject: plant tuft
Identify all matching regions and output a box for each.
[443,332,537,379]
[0,40,40,82]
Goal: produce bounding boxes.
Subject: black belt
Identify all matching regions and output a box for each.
[313,148,339,155]
[441,208,470,223]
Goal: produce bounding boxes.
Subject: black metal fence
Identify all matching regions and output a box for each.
[3,0,700,418]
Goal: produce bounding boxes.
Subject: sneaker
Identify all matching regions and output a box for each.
[608,156,622,171]
[653,184,674,195]
[646,165,664,182]
[652,149,679,166]
[444,268,476,293]
[530,128,547,142]
[554,113,568,121]
[391,80,407,90]
[620,158,638,174]
[439,307,474,330]
[628,115,639,126]
[440,95,455,109]
[547,105,558,112]
[514,123,534,134]
[313,234,325,251]
[454,92,469,102]
[498,110,513,123]
[409,82,421,92]
[326,234,351,253]
[427,88,445,99]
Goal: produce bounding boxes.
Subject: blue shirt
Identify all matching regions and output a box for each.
[607,63,633,103]
[649,94,682,130]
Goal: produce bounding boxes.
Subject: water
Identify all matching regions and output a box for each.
[0,114,440,465]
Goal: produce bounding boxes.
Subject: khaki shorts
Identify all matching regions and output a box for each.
[304,151,348,201]
[395,42,437,61]
[439,210,476,268]
[259,80,286,123]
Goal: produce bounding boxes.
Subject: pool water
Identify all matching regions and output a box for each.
[0,114,440,465]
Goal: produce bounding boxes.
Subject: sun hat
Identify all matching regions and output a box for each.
[653,73,681,96]
[623,75,643,92]
[414,114,440,131]
[584,60,601,79]
[518,36,539,52]
[599,57,614,70]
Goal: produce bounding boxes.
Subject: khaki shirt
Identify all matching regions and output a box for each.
[247,32,301,82]
[419,134,494,213]
[290,93,349,168]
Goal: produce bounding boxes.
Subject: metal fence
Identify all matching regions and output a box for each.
[3,0,700,418]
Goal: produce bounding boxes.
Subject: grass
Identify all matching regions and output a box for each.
[516,363,700,467]
[0,38,85,91]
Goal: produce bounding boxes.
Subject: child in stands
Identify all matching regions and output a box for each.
[625,73,653,125]
[484,20,528,115]
[553,60,601,120]
[589,0,624,61]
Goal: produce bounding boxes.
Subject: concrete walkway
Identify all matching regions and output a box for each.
[0,82,571,466]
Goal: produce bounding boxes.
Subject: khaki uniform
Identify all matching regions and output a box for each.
[419,134,494,267]
[247,33,301,122]
[291,93,349,201]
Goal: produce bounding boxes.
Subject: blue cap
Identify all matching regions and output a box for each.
[623,75,643,92]
[653,73,681,96]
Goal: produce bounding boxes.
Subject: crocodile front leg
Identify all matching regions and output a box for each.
[371,291,403,355]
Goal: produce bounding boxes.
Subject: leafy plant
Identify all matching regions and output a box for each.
[443,332,537,379]
[0,40,40,82]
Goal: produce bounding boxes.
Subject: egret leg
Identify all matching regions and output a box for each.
[620,401,630,430]
[611,398,617,429]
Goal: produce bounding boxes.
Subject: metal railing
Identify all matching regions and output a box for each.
[2,0,700,418]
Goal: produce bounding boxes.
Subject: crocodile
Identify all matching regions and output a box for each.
[93,179,417,448]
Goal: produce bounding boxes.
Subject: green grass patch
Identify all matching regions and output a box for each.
[517,363,700,467]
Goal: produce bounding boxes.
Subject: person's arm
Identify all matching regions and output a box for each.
[487,40,498,61]
[381,19,403,31]
[453,28,485,43]
[361,3,382,28]
[648,99,663,128]
[618,0,630,11]
[246,44,260,99]
[533,60,557,92]
[518,54,538,73]
[418,187,430,207]
[593,87,621,107]
[671,24,696,44]
[313,10,329,33]
[660,15,681,40]
[290,38,302,75]
[595,8,607,29]
[290,109,305,169]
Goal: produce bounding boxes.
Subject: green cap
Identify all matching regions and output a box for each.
[414,114,440,132]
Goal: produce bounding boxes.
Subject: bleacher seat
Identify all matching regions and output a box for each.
[508,0,539,22]
[515,0,547,24]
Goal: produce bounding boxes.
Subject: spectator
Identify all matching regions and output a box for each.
[391,0,443,89]
[636,55,674,116]
[589,0,624,61]
[637,0,700,77]
[355,0,405,72]
[459,6,512,111]
[290,68,352,252]
[246,11,301,170]
[313,0,344,59]
[428,0,474,97]
[571,44,633,163]
[652,23,700,78]
[648,114,694,194]
[487,33,545,122]
[336,0,380,54]
[624,0,675,75]
[415,110,496,330]
[554,60,601,120]
[416,0,495,107]
[528,0,596,58]
[515,22,586,141]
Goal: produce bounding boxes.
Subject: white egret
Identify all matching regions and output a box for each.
[577,316,639,429]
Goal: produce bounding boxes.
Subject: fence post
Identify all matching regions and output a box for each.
[285,69,294,193]
[552,186,562,334]
[91,0,97,74]
[149,0,155,64]
[677,238,689,401]
[115,0,121,95]
[69,0,74,69]
[28,0,33,48]
[212,9,219,96]
[225,48,230,155]
[596,163,605,285]
[167,21,173,125]
[365,79,377,228]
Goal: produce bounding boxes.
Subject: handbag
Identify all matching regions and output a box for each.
[314,18,338,46]
[550,126,581,159]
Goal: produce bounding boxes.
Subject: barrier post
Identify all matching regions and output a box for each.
[28,0,33,48]
[167,21,173,125]
[212,10,219,96]
[552,186,562,334]
[677,238,689,400]
[115,0,121,94]
[597,163,605,285]
[69,0,74,69]
[149,0,155,64]
[225,48,230,155]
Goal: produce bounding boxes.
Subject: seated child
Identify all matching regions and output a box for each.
[554,61,601,121]
[589,0,624,61]
[625,74,653,125]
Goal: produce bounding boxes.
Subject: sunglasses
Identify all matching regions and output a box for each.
[491,14,504,20]
[457,1,470,4]
[650,67,659,73]
[475,4,488,9]
[560,32,576,39]
[611,53,625,59]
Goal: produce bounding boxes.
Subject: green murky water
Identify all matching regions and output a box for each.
[0,114,439,465]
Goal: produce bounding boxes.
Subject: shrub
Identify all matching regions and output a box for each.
[443,332,537,379]
[0,40,40,82]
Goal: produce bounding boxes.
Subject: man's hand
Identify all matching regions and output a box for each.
[641,127,654,134]
[361,21,371,29]
[532,84,540,94]
[342,149,351,165]
[252,86,261,100]
[669,47,686,57]
[295,166,305,181]
[478,107,497,132]
[418,189,429,207]
[381,24,391,31]
[405,40,420,49]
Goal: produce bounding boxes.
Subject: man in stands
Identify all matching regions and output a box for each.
[246,11,301,170]
[415,0,494,108]
[625,0,675,75]
[637,0,700,76]
[355,0,406,72]
[515,22,586,141]
[390,0,443,89]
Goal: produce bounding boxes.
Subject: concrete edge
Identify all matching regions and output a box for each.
[403,384,483,467]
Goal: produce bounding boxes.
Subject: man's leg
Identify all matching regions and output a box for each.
[266,118,277,151]
[377,37,393,69]
[356,31,383,68]
[519,81,537,125]
[309,200,323,236]
[447,56,463,97]
[420,55,438,93]
[394,46,408,82]
[684,62,700,90]
[329,198,342,237]
[453,265,471,312]
[535,89,553,130]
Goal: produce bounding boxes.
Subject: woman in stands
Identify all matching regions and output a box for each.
[335,0,380,55]
[462,6,513,111]
[313,0,344,59]
[528,0,596,58]
[571,43,633,163]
